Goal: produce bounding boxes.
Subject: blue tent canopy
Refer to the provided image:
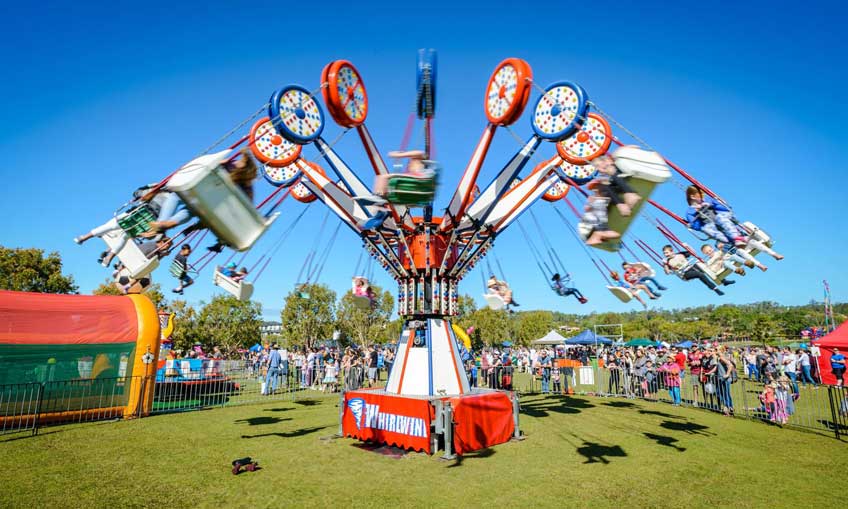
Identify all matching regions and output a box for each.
[673,340,694,349]
[249,343,263,353]
[565,329,613,345]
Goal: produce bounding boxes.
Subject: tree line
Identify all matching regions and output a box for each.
[2,246,844,351]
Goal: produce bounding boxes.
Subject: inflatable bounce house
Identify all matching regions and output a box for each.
[0,290,161,426]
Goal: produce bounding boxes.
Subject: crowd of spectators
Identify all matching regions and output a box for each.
[245,344,395,395]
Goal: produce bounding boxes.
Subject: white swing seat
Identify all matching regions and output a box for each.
[483,292,506,311]
[607,285,641,303]
[213,270,254,301]
[696,261,733,284]
[167,150,279,252]
[593,146,672,252]
[103,231,159,278]
[630,262,656,278]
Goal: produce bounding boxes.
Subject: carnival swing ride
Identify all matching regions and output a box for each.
[75,50,782,454]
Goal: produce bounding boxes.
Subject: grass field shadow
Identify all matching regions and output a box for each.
[520,396,595,418]
[576,441,627,464]
[241,425,330,439]
[659,420,714,436]
[235,416,292,426]
[447,447,495,468]
[638,409,685,419]
[602,400,637,409]
[643,432,686,452]
[818,419,848,432]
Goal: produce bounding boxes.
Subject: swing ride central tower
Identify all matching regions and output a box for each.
[82,48,780,456]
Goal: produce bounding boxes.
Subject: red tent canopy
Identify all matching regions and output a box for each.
[812,320,848,385]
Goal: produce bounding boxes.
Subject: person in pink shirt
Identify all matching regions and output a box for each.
[660,359,682,405]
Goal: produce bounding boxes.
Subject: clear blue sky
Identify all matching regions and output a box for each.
[1,0,844,319]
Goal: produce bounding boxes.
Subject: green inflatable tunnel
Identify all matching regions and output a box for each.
[0,290,161,424]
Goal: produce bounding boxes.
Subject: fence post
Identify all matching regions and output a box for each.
[827,386,841,441]
[136,376,146,419]
[32,383,45,436]
[440,402,456,460]
[511,392,523,441]
[740,377,750,420]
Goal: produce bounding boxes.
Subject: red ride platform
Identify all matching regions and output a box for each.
[342,388,518,455]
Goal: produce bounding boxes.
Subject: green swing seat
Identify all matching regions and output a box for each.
[169,258,190,279]
[117,205,157,238]
[384,164,438,206]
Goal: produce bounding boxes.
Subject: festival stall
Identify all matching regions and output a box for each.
[812,320,848,385]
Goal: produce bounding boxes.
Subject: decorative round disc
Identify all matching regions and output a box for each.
[531,81,588,141]
[485,58,532,126]
[292,161,327,203]
[557,113,612,164]
[291,178,317,203]
[269,85,324,145]
[416,49,437,119]
[262,161,301,187]
[324,60,368,127]
[249,117,302,167]
[543,176,570,202]
[557,159,597,185]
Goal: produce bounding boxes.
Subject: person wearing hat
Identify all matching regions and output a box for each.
[264,343,283,396]
[221,261,238,278]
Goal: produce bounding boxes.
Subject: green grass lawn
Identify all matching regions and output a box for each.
[2,393,845,508]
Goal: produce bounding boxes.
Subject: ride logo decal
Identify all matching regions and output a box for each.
[342,391,433,452]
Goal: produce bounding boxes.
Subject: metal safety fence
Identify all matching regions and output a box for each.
[4,360,846,441]
[504,363,848,441]
[147,362,374,415]
[0,376,141,436]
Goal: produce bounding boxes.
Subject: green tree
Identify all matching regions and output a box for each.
[168,300,203,352]
[460,308,513,345]
[515,310,555,345]
[0,246,77,293]
[280,283,336,349]
[92,279,167,308]
[336,285,395,346]
[196,295,262,354]
[455,294,477,319]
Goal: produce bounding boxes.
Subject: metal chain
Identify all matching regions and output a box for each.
[199,103,269,156]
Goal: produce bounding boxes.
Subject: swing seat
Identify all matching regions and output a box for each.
[169,259,189,279]
[630,262,656,278]
[213,269,254,301]
[166,150,279,251]
[115,267,153,293]
[593,146,672,252]
[607,285,641,303]
[384,162,438,206]
[696,261,733,284]
[483,292,506,311]
[116,205,156,238]
[741,221,772,245]
[102,231,159,278]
